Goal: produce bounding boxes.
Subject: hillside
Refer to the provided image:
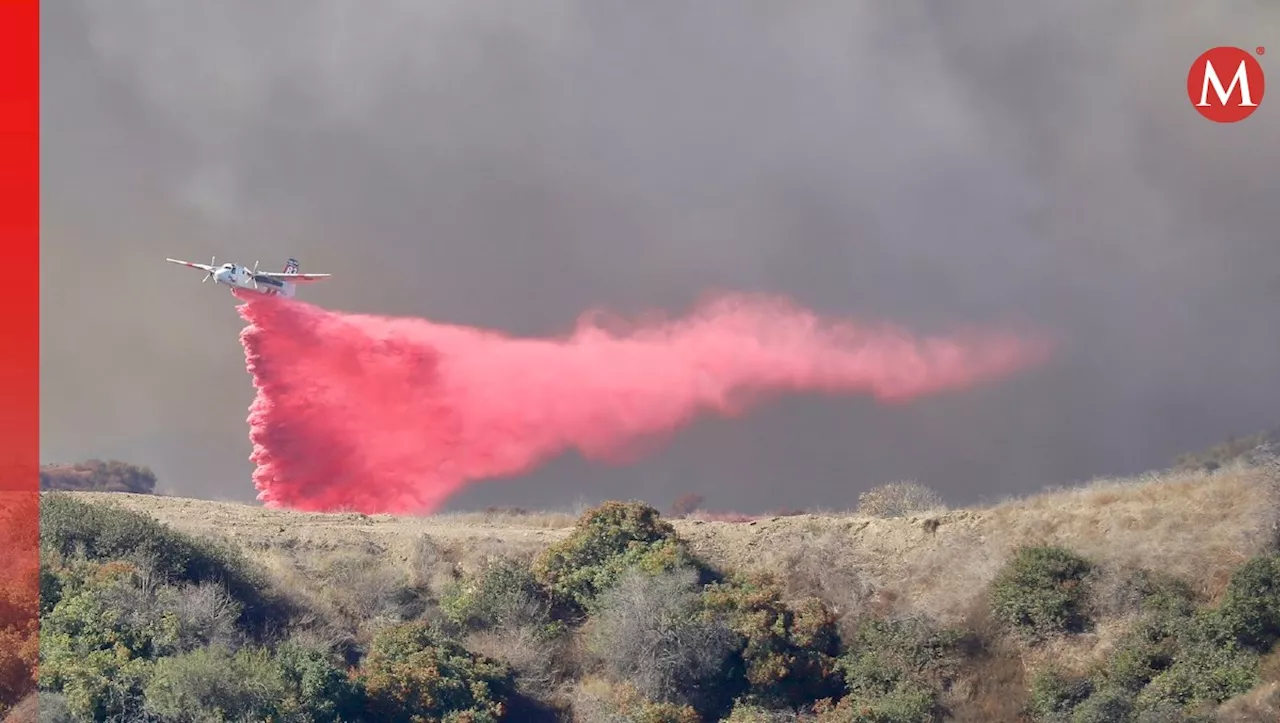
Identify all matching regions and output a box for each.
[19,458,1280,722]
[67,461,1279,624]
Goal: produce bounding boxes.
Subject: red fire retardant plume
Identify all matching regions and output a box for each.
[236,292,1049,514]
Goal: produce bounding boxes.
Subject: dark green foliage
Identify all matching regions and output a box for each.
[1026,668,1094,721]
[836,616,966,720]
[990,545,1094,642]
[1134,572,1198,620]
[1093,597,1195,696]
[699,571,844,710]
[1025,562,1273,722]
[39,561,171,720]
[358,620,516,723]
[531,500,704,615]
[1132,621,1260,713]
[273,641,368,723]
[1069,687,1136,723]
[39,459,159,494]
[1213,552,1280,652]
[38,560,63,617]
[39,493,289,636]
[812,684,938,723]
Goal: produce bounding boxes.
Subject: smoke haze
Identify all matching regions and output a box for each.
[40,1,1280,512]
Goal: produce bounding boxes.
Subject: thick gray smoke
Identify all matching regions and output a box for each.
[40,0,1280,512]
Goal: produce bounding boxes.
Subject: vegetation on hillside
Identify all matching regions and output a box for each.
[8,438,1280,722]
[40,460,158,494]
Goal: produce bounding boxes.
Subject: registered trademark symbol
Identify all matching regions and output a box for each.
[1258,46,1266,56]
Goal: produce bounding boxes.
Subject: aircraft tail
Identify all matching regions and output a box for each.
[282,257,300,275]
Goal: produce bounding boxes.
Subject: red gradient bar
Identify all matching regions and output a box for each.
[0,0,40,716]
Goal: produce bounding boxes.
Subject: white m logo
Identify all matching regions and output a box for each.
[1197,59,1258,107]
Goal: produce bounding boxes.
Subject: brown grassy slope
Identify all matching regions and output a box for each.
[65,459,1279,629]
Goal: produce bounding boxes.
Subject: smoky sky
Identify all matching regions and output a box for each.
[40,0,1280,513]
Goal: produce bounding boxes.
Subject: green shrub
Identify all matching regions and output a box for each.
[1214,552,1280,652]
[812,683,937,723]
[836,615,966,719]
[1092,591,1196,698]
[38,562,171,720]
[531,501,703,615]
[358,620,515,723]
[274,641,367,723]
[441,556,561,639]
[142,645,287,722]
[39,493,287,636]
[1131,629,1259,714]
[990,546,1094,642]
[1026,668,1094,721]
[1068,686,1135,723]
[699,571,843,710]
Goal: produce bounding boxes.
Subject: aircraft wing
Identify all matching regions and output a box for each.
[254,271,332,283]
[166,258,217,273]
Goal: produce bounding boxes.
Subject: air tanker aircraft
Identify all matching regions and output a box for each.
[165,256,331,298]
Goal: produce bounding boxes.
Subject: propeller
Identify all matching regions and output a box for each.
[203,255,216,283]
[251,260,260,289]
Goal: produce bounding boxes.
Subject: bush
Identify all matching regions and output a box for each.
[569,678,702,723]
[38,561,172,720]
[441,556,561,638]
[443,556,570,697]
[990,546,1094,642]
[587,566,739,715]
[358,620,515,723]
[1025,668,1094,722]
[1132,624,1260,714]
[811,684,937,723]
[856,482,945,518]
[531,501,703,616]
[1042,577,1264,721]
[274,641,368,723]
[1068,686,1136,723]
[39,459,158,494]
[39,494,287,636]
[141,645,287,722]
[1214,552,1280,652]
[836,615,966,720]
[699,571,843,710]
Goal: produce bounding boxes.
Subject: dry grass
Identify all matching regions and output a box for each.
[0,693,36,723]
[1215,681,1280,722]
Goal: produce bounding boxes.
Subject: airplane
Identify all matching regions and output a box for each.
[165,256,331,298]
